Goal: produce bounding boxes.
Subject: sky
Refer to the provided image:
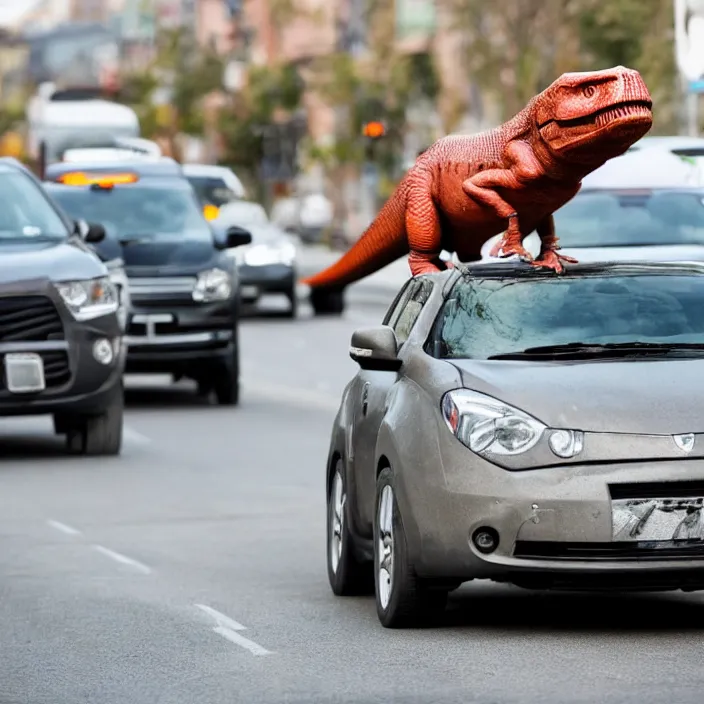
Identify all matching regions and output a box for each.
[0,0,42,29]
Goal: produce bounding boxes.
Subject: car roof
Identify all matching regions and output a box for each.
[44,157,184,181]
[438,259,704,286]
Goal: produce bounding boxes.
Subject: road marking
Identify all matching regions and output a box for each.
[92,545,152,574]
[244,379,339,412]
[195,603,272,656]
[123,426,152,446]
[46,519,82,536]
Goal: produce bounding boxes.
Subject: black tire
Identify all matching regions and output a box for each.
[53,413,69,435]
[374,467,448,628]
[310,286,345,316]
[327,458,374,596]
[213,328,240,406]
[285,283,298,319]
[65,391,124,456]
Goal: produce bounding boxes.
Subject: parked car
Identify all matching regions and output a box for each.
[481,149,704,264]
[43,157,252,405]
[0,157,125,455]
[182,164,247,218]
[327,259,704,628]
[213,200,298,316]
[627,135,704,159]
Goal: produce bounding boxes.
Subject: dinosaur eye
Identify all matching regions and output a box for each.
[583,85,596,98]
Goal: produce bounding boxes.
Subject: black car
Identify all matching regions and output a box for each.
[0,158,125,455]
[44,159,252,405]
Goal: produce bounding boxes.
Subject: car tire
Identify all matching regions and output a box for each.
[374,467,448,628]
[327,458,374,596]
[65,391,124,456]
[310,286,345,316]
[285,283,298,319]
[53,413,69,435]
[213,328,240,406]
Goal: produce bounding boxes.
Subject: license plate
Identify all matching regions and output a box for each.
[240,286,259,298]
[4,353,45,393]
[612,497,704,541]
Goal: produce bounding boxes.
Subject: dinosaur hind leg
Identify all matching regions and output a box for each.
[488,214,533,261]
[530,215,578,274]
[406,178,447,276]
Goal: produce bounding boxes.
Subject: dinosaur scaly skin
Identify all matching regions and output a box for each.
[301,66,653,288]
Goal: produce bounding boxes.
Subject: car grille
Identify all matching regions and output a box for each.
[0,296,64,342]
[0,350,70,392]
[513,539,704,561]
[128,277,197,305]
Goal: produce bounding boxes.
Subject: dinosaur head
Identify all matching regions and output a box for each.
[535,66,652,164]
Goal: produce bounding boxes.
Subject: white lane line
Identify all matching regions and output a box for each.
[92,545,152,574]
[46,519,82,536]
[244,379,339,412]
[195,603,272,656]
[123,426,152,446]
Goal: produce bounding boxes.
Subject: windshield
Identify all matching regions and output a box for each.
[0,171,68,240]
[187,176,238,207]
[48,184,213,241]
[553,191,704,247]
[432,273,704,360]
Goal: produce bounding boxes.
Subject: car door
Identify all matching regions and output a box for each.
[350,277,435,536]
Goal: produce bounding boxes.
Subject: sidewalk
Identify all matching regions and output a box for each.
[296,243,412,299]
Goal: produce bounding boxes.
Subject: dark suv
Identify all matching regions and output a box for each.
[0,157,125,455]
[44,158,252,405]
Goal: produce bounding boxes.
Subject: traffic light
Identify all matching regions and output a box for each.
[362,121,385,139]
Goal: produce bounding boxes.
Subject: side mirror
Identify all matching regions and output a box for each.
[84,222,106,243]
[349,326,402,371]
[225,225,252,248]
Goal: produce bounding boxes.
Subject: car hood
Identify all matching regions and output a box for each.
[0,238,105,284]
[120,235,215,272]
[451,358,704,435]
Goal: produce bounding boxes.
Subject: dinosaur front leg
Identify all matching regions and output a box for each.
[462,170,533,261]
[530,215,579,274]
[405,179,447,276]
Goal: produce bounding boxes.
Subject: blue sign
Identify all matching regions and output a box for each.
[689,79,704,93]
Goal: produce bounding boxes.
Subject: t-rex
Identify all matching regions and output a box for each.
[301,65,653,291]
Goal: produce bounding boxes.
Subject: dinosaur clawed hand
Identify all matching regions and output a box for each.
[530,249,578,274]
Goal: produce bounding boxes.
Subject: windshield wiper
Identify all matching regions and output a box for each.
[488,341,704,360]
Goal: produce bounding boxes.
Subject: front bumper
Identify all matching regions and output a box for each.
[124,300,235,373]
[0,290,124,417]
[238,263,295,301]
[401,442,704,589]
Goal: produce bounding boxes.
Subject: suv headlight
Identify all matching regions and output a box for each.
[441,389,546,457]
[56,277,118,321]
[242,242,296,267]
[193,268,232,302]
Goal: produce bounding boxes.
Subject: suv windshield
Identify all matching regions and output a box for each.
[187,176,238,207]
[432,273,704,360]
[553,191,704,247]
[0,170,68,240]
[48,184,212,241]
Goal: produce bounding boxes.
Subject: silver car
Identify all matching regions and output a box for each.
[326,260,704,628]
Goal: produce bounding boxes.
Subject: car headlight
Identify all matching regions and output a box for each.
[193,268,232,302]
[242,242,296,267]
[441,389,546,457]
[55,277,118,321]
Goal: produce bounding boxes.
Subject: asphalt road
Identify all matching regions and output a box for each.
[1,290,704,704]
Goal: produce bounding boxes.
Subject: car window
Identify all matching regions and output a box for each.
[0,170,68,240]
[187,176,238,207]
[383,280,416,328]
[431,273,704,359]
[47,184,212,242]
[391,278,434,344]
[553,191,704,247]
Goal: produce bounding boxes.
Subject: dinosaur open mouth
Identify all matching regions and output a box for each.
[548,100,652,129]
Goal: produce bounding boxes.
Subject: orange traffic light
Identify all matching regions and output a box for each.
[362,121,385,138]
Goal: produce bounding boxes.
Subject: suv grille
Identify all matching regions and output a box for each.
[0,296,64,342]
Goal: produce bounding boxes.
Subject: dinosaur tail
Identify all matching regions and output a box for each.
[300,188,409,289]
